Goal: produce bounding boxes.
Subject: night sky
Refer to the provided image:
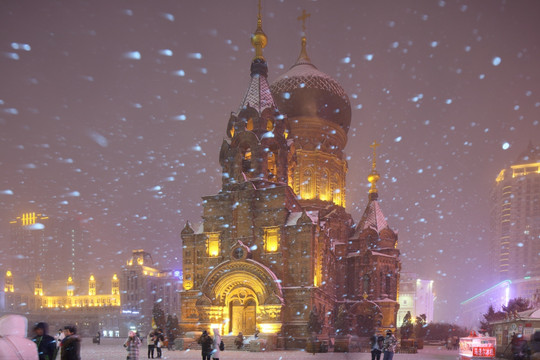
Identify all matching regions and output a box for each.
[1,0,539,323]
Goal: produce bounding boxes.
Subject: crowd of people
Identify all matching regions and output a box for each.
[3,313,540,360]
[0,315,81,360]
[0,314,173,360]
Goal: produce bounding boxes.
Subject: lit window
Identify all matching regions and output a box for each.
[264,227,280,252]
[207,233,220,257]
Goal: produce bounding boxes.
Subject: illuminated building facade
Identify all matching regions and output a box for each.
[179,10,400,347]
[397,273,435,325]
[0,270,121,336]
[8,213,87,283]
[491,143,540,282]
[120,249,182,335]
[0,250,179,337]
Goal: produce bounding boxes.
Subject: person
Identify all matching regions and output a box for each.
[382,329,397,360]
[154,328,165,358]
[370,332,383,360]
[254,328,260,339]
[0,314,39,360]
[147,330,155,359]
[198,330,214,360]
[212,328,221,360]
[60,325,81,360]
[96,331,101,345]
[531,331,540,360]
[234,332,244,349]
[511,333,529,360]
[55,329,65,347]
[124,330,142,360]
[32,322,57,360]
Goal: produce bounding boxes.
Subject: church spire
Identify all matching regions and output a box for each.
[367,141,381,200]
[295,9,312,65]
[251,0,267,62]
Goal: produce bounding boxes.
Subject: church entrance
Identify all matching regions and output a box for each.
[227,288,257,335]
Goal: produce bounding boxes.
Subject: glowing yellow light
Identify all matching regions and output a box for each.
[6,271,12,277]
[137,257,144,265]
[230,127,235,138]
[207,233,220,257]
[90,275,95,281]
[259,323,281,334]
[266,119,274,131]
[113,274,118,280]
[183,280,193,290]
[247,118,254,131]
[264,227,279,252]
[22,212,37,226]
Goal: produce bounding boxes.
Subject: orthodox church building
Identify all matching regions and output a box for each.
[179,10,400,347]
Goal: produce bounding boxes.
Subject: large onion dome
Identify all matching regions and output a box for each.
[270,37,351,133]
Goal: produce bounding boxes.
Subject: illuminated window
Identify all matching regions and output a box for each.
[301,169,313,199]
[267,151,277,180]
[320,170,329,201]
[266,118,274,131]
[242,148,252,173]
[207,233,220,257]
[264,227,280,252]
[332,175,341,206]
[246,117,254,131]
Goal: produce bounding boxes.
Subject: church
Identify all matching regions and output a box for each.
[179,9,401,348]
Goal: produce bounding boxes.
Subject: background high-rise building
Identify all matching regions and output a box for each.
[7,213,87,284]
[397,273,435,325]
[490,143,540,282]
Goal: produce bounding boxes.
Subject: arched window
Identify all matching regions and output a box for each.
[266,118,274,131]
[320,170,329,201]
[246,117,254,131]
[332,175,341,205]
[242,147,252,174]
[267,151,277,181]
[301,168,313,199]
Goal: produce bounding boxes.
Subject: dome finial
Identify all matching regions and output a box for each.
[296,9,311,64]
[367,140,381,199]
[251,0,267,61]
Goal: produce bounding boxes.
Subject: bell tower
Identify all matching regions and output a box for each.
[219,2,292,189]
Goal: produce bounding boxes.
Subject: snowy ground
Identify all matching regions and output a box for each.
[80,338,504,360]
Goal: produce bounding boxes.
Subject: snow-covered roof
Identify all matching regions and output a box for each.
[357,199,388,234]
[238,73,276,115]
[285,210,318,226]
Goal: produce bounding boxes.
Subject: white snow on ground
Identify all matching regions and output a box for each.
[80,338,505,360]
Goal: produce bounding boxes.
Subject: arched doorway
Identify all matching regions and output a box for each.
[228,288,257,335]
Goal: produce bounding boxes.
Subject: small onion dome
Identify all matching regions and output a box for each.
[270,36,351,133]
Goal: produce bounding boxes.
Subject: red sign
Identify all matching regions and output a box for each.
[472,347,494,357]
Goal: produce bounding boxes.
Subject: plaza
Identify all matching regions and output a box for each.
[81,338,478,360]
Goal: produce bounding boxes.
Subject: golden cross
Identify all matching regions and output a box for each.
[370,140,380,170]
[258,0,262,20]
[297,9,310,33]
